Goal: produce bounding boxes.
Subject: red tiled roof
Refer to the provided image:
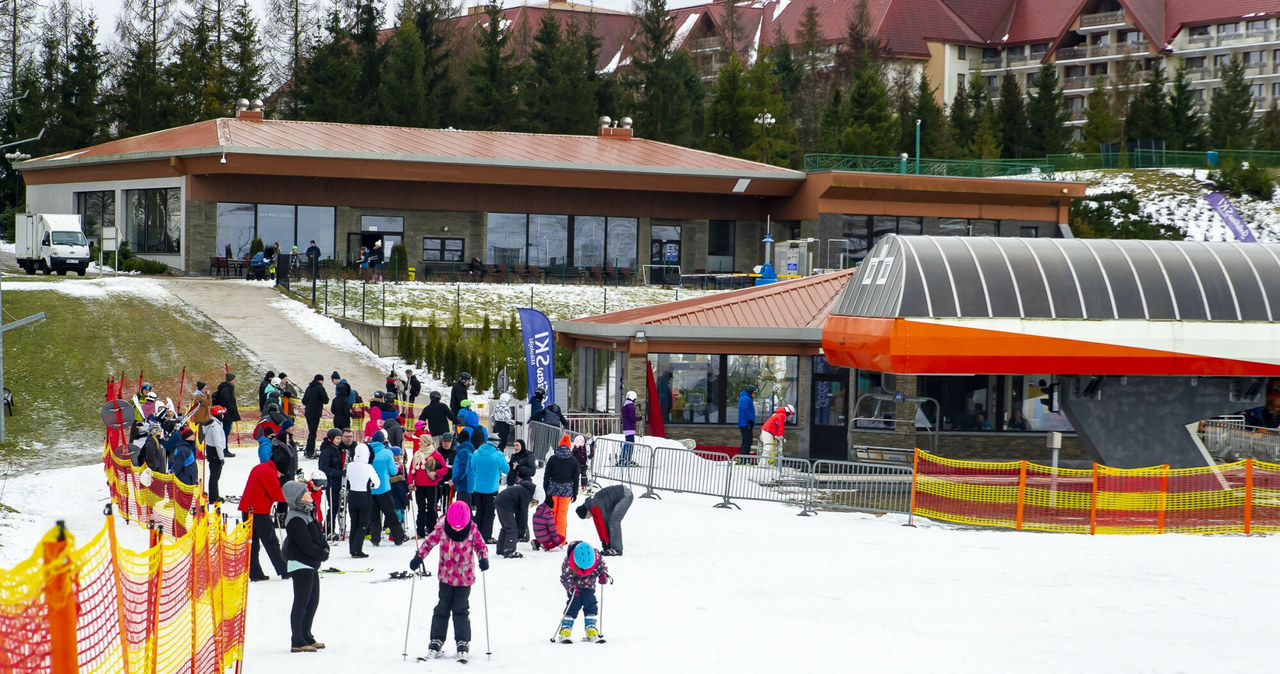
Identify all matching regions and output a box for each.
[1164,0,1280,44]
[940,0,1017,40]
[879,0,986,55]
[571,267,858,331]
[770,0,894,46]
[25,117,804,179]
[443,5,638,72]
[1004,0,1081,44]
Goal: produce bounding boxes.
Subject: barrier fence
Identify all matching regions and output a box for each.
[1200,418,1280,462]
[0,511,251,674]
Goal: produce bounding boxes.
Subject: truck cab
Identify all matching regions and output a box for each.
[16,214,90,276]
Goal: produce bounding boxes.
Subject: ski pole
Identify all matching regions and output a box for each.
[482,568,492,659]
[402,566,418,661]
[550,588,579,642]
[599,582,605,638]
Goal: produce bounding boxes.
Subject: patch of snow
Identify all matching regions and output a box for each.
[672,12,700,49]
[0,242,14,255]
[1,276,170,300]
[269,297,387,371]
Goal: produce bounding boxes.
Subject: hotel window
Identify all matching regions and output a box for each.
[74,190,114,241]
[1006,45,1025,60]
[422,237,464,262]
[1186,56,1206,69]
[957,45,966,60]
[1273,83,1280,98]
[1246,19,1268,32]
[1244,50,1264,65]
[1218,23,1239,34]
[125,188,181,254]
[1030,43,1048,57]
[707,220,735,272]
[1188,26,1210,38]
[1250,84,1264,101]
[1026,73,1036,89]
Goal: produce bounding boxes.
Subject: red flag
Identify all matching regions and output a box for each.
[645,361,666,439]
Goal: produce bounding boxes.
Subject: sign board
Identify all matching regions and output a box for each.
[101,226,118,252]
[663,244,678,263]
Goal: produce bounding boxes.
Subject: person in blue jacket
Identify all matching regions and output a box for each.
[171,427,200,486]
[468,440,509,543]
[737,385,757,458]
[368,431,406,546]
[451,427,476,506]
[258,426,277,463]
[249,250,268,280]
[457,400,486,444]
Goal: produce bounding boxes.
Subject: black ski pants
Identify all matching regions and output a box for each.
[290,568,320,647]
[414,485,438,537]
[430,583,472,645]
[739,424,754,457]
[347,491,372,555]
[472,492,497,540]
[244,512,286,579]
[370,491,407,545]
[496,504,520,555]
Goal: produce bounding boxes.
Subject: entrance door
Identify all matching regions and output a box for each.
[649,225,681,284]
[811,356,850,461]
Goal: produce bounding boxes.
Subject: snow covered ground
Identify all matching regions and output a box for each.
[3,447,1279,672]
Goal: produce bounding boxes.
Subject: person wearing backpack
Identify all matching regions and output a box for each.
[282,481,329,653]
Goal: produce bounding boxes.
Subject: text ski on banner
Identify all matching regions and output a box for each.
[517,308,555,405]
[1206,192,1258,243]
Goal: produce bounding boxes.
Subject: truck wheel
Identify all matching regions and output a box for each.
[22,262,34,275]
[56,269,67,276]
[77,267,86,277]
[39,261,50,275]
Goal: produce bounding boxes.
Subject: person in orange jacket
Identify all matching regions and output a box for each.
[760,404,795,466]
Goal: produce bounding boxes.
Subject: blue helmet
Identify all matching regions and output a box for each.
[572,543,597,574]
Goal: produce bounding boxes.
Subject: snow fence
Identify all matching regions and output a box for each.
[0,511,251,674]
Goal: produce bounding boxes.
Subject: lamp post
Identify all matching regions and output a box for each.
[914,118,921,174]
[4,151,30,201]
[754,111,776,165]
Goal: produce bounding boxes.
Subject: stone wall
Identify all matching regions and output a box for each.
[850,428,1089,463]
[185,201,218,273]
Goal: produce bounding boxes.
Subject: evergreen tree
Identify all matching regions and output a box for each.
[817,86,844,153]
[525,13,599,134]
[967,111,1001,159]
[1025,64,1069,156]
[910,72,946,157]
[226,0,265,103]
[1209,52,1255,149]
[743,55,796,166]
[996,71,1027,158]
[837,62,898,155]
[766,36,801,105]
[1255,101,1280,151]
[294,9,359,122]
[835,0,881,80]
[412,0,457,129]
[632,0,703,146]
[462,2,515,131]
[352,0,386,124]
[948,79,975,155]
[52,13,108,151]
[264,0,318,114]
[1167,59,1205,151]
[112,0,179,137]
[11,36,60,158]
[796,4,822,74]
[379,10,428,127]
[888,65,915,156]
[1124,63,1171,144]
[704,52,751,157]
[168,0,231,123]
[1081,77,1120,153]
[792,6,827,154]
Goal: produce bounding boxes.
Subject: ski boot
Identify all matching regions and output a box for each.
[456,641,469,663]
[584,615,600,642]
[425,639,444,659]
[558,617,574,643]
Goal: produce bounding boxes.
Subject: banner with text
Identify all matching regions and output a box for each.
[517,308,555,405]
[1206,192,1258,243]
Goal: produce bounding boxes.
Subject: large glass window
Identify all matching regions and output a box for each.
[649,354,721,424]
[726,355,799,424]
[216,203,255,258]
[256,204,295,250]
[74,190,114,241]
[529,214,569,267]
[707,220,735,272]
[125,188,181,254]
[573,216,606,268]
[297,206,335,258]
[605,218,637,269]
[486,213,527,264]
[423,237,465,261]
[578,347,622,413]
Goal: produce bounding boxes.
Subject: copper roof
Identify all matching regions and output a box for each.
[560,268,858,342]
[22,117,804,182]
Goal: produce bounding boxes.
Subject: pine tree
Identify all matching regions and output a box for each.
[1124,63,1171,144]
[743,55,797,166]
[911,72,946,157]
[888,65,915,156]
[524,13,599,135]
[112,0,179,137]
[632,0,703,146]
[766,37,801,106]
[1025,64,1069,157]
[1209,52,1255,149]
[53,12,108,151]
[835,0,881,81]
[704,52,751,156]
[1082,77,1120,153]
[412,0,457,129]
[792,5,827,154]
[226,0,265,102]
[462,2,514,131]
[837,62,898,155]
[168,0,231,123]
[352,0,386,124]
[11,36,60,158]
[817,86,844,153]
[1167,59,1205,151]
[1255,101,1280,151]
[948,80,975,155]
[264,0,318,114]
[0,0,39,98]
[379,10,428,127]
[996,72,1028,158]
[294,9,359,122]
[967,112,1001,159]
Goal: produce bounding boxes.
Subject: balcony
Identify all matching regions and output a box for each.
[1062,76,1093,90]
[1080,10,1126,29]
[1116,41,1148,55]
[1244,62,1267,74]
[688,36,722,52]
[1056,46,1089,60]
[1069,110,1086,121]
[1246,29,1273,40]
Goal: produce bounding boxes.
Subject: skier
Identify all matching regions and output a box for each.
[760,404,795,466]
[451,428,476,505]
[418,390,458,438]
[345,443,380,558]
[408,436,448,538]
[301,374,329,459]
[490,390,515,451]
[318,428,345,537]
[239,445,290,580]
[495,480,535,558]
[450,373,472,416]
[571,435,593,492]
[737,385,757,458]
[621,390,639,466]
[170,426,199,486]
[410,501,490,663]
[557,541,611,643]
[575,484,633,556]
[531,498,563,551]
[469,439,509,543]
[543,434,580,543]
[204,405,229,503]
[282,481,329,653]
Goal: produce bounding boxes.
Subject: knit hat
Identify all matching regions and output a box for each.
[326,427,342,439]
[266,371,275,379]
[195,381,206,390]
[279,418,294,431]
[371,430,386,444]
[559,433,572,448]
[313,374,324,383]
[225,372,236,382]
[576,503,589,519]
[331,371,341,380]
[441,432,454,442]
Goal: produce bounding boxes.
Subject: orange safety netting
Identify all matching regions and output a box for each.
[0,513,250,674]
[912,450,1280,535]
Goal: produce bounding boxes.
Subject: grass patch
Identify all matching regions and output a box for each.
[0,288,258,464]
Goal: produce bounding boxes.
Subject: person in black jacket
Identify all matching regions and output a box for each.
[301,375,330,459]
[258,370,275,412]
[406,369,422,408]
[419,390,458,437]
[330,381,352,431]
[506,439,536,488]
[282,481,329,652]
[318,428,346,537]
[575,484,634,556]
[214,372,241,456]
[534,402,566,429]
[495,480,535,558]
[450,373,472,416]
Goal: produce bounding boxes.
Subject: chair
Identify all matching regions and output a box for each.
[484,264,501,282]
[209,256,228,276]
[589,266,603,284]
[618,267,634,285]
[603,266,618,285]
[526,264,542,284]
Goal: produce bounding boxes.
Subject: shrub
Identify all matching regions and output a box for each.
[389,242,409,282]
[249,238,264,256]
[1209,160,1277,200]
[1069,191,1182,240]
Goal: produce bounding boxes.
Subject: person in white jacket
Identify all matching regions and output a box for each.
[345,443,381,558]
[204,406,229,504]
[491,390,515,453]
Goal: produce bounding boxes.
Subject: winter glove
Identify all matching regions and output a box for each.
[409,555,423,571]
[599,573,612,584]
[478,556,490,572]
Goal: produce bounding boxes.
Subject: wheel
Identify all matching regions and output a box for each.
[22,262,33,275]
[39,261,50,274]
[56,269,67,276]
[77,267,86,276]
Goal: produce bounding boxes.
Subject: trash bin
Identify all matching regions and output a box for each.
[1207,151,1219,167]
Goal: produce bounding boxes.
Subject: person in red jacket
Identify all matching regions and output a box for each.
[760,404,795,466]
[240,446,290,581]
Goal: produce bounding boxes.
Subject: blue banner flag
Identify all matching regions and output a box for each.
[1206,192,1258,243]
[517,308,555,405]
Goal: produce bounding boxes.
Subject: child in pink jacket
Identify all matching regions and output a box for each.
[410,501,489,662]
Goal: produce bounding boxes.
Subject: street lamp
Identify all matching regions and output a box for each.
[5,151,30,203]
[914,118,921,174]
[755,111,776,165]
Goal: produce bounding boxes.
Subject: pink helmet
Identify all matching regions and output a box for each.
[415,420,427,432]
[446,501,472,530]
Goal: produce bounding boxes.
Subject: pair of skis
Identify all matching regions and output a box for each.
[416,650,470,664]
[553,634,607,644]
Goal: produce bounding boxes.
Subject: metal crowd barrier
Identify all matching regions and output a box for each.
[809,460,915,515]
[564,413,621,438]
[1201,418,1280,462]
[527,420,568,463]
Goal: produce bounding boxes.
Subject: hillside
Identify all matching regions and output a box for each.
[1063,168,1280,241]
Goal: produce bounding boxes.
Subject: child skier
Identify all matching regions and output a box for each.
[557,540,611,643]
[410,501,490,662]
[531,499,564,551]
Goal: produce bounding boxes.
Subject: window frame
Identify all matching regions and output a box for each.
[422,236,465,262]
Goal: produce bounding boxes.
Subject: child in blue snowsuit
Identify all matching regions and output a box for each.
[558,540,611,642]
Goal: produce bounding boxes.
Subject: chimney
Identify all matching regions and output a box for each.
[235,98,266,121]
[598,116,633,140]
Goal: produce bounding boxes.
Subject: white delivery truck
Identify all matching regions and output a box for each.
[15,213,91,276]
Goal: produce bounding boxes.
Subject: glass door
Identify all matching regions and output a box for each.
[649,225,681,284]
[811,356,850,461]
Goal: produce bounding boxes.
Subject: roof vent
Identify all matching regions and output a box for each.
[235,97,265,121]
[598,114,633,140]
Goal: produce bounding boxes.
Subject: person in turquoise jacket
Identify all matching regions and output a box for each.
[452,428,476,506]
[258,426,276,463]
[369,431,406,545]
[469,440,509,542]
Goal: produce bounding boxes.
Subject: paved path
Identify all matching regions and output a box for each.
[159,278,388,402]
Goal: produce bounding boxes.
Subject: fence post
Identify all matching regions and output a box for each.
[190,514,199,674]
[1089,464,1099,535]
[105,510,133,674]
[361,282,366,322]
[1244,457,1254,535]
[639,445,661,500]
[1158,464,1169,534]
[714,452,739,509]
[43,521,78,674]
[342,279,347,318]
[382,282,386,326]
[149,522,163,671]
[798,461,817,517]
[907,449,919,527]
[1015,460,1027,530]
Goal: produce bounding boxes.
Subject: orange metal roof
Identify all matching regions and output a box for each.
[24,117,803,182]
[570,267,857,333]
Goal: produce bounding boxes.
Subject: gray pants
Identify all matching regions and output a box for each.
[603,490,633,553]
